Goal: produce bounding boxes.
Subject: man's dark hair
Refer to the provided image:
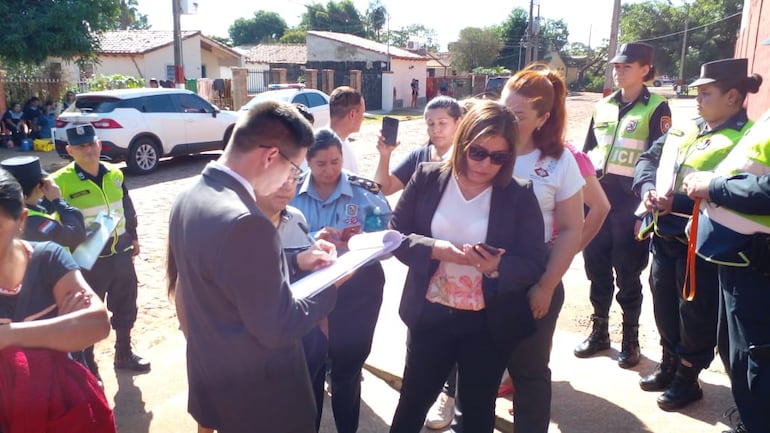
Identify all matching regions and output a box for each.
[229,100,314,158]
[329,86,363,119]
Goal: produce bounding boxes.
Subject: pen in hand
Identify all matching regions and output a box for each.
[298,221,321,251]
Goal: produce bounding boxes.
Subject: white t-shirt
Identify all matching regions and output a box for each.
[298,136,359,175]
[427,175,491,310]
[514,148,585,242]
[341,137,358,174]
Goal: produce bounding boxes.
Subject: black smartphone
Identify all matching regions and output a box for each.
[382,116,399,146]
[474,242,502,256]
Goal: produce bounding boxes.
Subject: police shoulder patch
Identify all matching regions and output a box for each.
[348,175,381,194]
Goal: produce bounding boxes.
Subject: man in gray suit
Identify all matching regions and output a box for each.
[167,100,337,433]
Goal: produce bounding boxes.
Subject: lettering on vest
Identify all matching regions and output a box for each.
[70,190,91,199]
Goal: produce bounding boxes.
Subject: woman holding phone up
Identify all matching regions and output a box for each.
[388,100,547,433]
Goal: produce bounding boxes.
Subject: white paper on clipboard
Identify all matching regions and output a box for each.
[72,212,121,270]
[290,230,404,299]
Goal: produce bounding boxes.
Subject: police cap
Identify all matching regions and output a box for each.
[689,58,749,88]
[610,42,654,65]
[1,156,48,191]
[66,124,97,146]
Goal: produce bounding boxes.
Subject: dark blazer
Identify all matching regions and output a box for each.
[389,162,547,354]
[169,164,336,433]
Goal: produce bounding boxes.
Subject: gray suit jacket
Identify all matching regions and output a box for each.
[169,164,336,433]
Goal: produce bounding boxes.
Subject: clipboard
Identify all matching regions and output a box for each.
[71,211,121,270]
[290,230,404,299]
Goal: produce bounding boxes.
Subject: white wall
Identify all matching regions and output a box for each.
[390,59,427,107]
[307,35,385,68]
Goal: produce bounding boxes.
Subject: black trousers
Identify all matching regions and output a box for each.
[82,252,138,330]
[390,301,509,433]
[312,262,384,433]
[506,282,565,433]
[649,236,719,368]
[719,265,770,433]
[583,208,649,323]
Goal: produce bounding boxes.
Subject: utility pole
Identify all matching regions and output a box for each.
[172,0,185,88]
[525,0,535,65]
[533,2,541,62]
[603,0,621,96]
[678,3,690,85]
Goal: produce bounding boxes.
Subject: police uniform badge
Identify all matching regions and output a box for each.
[696,138,712,151]
[37,219,57,235]
[348,175,382,194]
[345,204,358,217]
[625,120,639,133]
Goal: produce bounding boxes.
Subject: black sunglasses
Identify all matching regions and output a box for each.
[467,144,512,165]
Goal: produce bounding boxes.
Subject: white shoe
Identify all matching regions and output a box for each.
[424,393,455,430]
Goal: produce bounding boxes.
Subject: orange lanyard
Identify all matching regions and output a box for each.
[683,198,702,301]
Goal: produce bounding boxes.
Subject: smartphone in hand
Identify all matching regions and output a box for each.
[382,116,399,146]
[474,242,502,256]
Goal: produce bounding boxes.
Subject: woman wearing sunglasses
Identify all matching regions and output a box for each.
[388,100,547,433]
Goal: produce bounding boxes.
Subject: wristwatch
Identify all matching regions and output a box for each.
[483,270,500,279]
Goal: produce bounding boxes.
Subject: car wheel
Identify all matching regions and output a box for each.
[653,80,662,87]
[127,137,160,174]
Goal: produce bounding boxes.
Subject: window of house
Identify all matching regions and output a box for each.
[79,63,95,80]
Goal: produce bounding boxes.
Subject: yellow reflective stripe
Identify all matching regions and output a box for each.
[605,137,646,177]
[696,250,751,267]
[702,203,770,235]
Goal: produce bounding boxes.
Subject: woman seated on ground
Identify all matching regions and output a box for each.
[0,168,113,432]
[387,100,547,433]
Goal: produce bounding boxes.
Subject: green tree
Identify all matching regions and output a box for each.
[389,24,439,52]
[619,0,741,78]
[207,35,233,47]
[538,18,569,55]
[0,0,121,65]
[117,0,150,30]
[228,11,287,46]
[301,1,367,37]
[366,1,388,41]
[496,8,529,71]
[450,27,503,73]
[279,29,308,44]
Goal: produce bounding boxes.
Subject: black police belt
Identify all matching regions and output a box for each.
[748,233,770,277]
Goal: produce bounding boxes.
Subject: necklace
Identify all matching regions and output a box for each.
[0,241,31,296]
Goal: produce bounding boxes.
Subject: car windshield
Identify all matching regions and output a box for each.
[69,97,122,114]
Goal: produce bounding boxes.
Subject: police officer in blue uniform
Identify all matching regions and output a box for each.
[633,58,760,411]
[291,128,392,433]
[682,106,770,433]
[52,125,150,380]
[578,42,672,368]
[1,156,85,250]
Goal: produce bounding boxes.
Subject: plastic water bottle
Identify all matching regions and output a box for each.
[364,206,386,232]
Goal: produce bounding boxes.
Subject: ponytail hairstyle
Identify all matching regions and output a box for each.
[715,73,764,103]
[643,64,656,82]
[503,63,567,158]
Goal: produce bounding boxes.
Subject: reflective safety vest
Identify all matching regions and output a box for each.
[695,111,770,266]
[52,163,128,256]
[587,92,667,178]
[26,207,59,222]
[652,117,750,236]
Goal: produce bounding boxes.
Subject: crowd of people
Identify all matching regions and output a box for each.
[0,39,768,433]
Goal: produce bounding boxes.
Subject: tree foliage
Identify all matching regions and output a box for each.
[0,0,121,65]
[279,29,308,44]
[389,24,440,52]
[117,0,150,30]
[450,27,503,73]
[301,1,367,37]
[229,11,287,46]
[365,0,388,42]
[619,0,742,78]
[496,8,529,71]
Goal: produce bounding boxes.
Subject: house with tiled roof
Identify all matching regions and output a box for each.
[52,30,243,84]
[238,44,307,93]
[306,30,430,110]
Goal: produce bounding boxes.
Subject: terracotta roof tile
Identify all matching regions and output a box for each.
[243,44,307,64]
[98,30,200,54]
[307,31,428,61]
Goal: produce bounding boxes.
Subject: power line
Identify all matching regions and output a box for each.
[633,12,741,43]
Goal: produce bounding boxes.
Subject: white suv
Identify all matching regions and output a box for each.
[240,85,330,128]
[54,88,239,174]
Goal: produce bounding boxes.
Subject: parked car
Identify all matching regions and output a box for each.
[484,76,510,98]
[240,85,330,128]
[650,75,677,88]
[54,88,239,174]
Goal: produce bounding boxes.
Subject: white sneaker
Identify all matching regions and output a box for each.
[424,393,455,430]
